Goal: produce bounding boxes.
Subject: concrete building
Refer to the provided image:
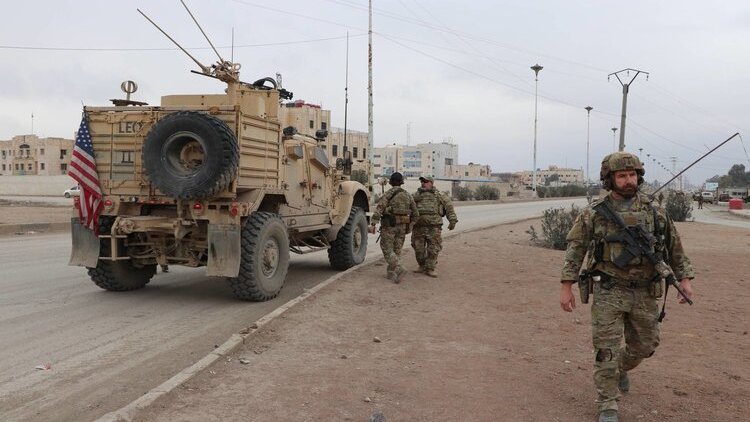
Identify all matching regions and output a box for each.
[445,163,491,179]
[0,134,74,176]
[515,165,584,189]
[372,141,459,179]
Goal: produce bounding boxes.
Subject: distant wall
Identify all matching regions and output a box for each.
[0,175,76,196]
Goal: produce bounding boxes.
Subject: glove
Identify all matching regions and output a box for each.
[368,224,377,234]
[448,221,456,231]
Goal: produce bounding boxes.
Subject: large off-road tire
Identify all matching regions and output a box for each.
[227,212,290,301]
[328,207,368,270]
[142,111,239,200]
[87,217,156,292]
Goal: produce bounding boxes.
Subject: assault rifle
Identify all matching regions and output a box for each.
[593,201,694,311]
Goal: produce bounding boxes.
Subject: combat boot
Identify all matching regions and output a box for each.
[598,409,618,422]
[424,269,438,278]
[393,267,407,284]
[618,371,630,393]
[413,267,426,274]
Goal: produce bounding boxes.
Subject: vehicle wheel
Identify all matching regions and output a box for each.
[64,192,71,198]
[328,207,368,270]
[142,111,239,200]
[87,217,156,291]
[227,212,290,301]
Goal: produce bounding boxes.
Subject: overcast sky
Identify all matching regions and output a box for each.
[2,0,749,185]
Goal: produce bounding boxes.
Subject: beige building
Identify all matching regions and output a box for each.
[515,165,584,188]
[445,163,491,179]
[0,134,74,176]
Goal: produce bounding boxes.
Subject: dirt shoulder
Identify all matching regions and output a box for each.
[132,219,750,422]
[0,199,71,236]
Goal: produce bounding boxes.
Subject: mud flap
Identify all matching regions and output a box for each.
[206,223,241,277]
[68,218,100,267]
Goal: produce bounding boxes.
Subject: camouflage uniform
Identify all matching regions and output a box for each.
[561,192,694,413]
[371,186,419,280]
[411,181,458,273]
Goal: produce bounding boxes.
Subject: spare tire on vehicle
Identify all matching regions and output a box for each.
[142,111,239,200]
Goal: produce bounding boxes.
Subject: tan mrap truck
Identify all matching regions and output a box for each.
[69,58,370,301]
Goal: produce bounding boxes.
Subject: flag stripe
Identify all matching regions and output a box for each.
[69,112,103,234]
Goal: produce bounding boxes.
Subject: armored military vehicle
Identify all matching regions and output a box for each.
[69,6,370,301]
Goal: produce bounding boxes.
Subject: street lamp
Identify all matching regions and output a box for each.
[611,127,618,152]
[531,63,543,196]
[585,106,593,202]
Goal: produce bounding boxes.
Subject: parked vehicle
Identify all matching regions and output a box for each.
[63,186,80,198]
[701,191,714,204]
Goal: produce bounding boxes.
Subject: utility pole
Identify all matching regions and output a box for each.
[608,68,649,151]
[406,122,411,146]
[530,63,543,196]
[367,0,374,191]
[638,147,643,159]
[343,32,349,162]
[611,127,618,152]
[585,106,593,203]
[31,112,34,135]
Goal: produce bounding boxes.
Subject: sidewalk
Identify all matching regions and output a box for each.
[119,219,748,422]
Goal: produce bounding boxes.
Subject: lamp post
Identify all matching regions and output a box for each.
[531,63,543,196]
[611,127,618,152]
[585,106,593,203]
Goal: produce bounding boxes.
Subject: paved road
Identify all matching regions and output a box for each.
[692,204,750,229]
[0,196,631,422]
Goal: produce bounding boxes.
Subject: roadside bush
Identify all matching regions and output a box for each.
[537,185,588,198]
[526,205,580,250]
[475,185,500,200]
[454,186,473,201]
[665,191,692,222]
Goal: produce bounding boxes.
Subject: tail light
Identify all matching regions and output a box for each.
[230,202,239,216]
[103,199,114,211]
[193,202,204,215]
[73,197,81,209]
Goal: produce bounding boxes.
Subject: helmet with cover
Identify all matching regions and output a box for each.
[600,152,645,190]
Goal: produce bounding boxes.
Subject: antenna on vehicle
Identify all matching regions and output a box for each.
[137,2,240,84]
[136,8,211,75]
[179,0,224,63]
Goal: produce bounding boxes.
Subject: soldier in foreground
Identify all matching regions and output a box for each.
[411,176,458,277]
[559,152,695,422]
[369,172,418,283]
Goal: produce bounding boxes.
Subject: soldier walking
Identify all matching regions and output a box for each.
[411,176,458,278]
[559,152,695,422]
[369,172,418,283]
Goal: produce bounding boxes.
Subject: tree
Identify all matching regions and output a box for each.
[545,174,560,186]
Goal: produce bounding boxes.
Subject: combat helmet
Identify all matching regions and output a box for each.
[389,172,404,186]
[600,152,645,190]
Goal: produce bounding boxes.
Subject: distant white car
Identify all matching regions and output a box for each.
[64,185,80,198]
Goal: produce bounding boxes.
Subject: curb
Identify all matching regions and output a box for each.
[0,222,70,237]
[729,209,750,220]
[94,216,538,422]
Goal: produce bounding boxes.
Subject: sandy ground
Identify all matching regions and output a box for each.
[130,219,750,422]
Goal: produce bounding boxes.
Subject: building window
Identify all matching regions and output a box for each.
[309,120,314,129]
[445,158,453,165]
[2,164,5,171]
[61,163,68,173]
[120,151,133,163]
[353,147,358,158]
[363,148,366,159]
[321,122,327,130]
[60,149,68,159]
[332,145,338,157]
[1,150,5,158]
[41,163,45,170]
[15,164,20,170]
[465,171,469,176]
[40,148,45,155]
[28,164,32,170]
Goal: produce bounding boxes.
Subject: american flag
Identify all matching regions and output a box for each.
[69,112,103,233]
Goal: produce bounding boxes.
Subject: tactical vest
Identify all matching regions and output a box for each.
[414,189,445,226]
[386,188,412,215]
[589,197,666,281]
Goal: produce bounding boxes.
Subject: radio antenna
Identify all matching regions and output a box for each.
[137,8,211,75]
[180,0,225,63]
